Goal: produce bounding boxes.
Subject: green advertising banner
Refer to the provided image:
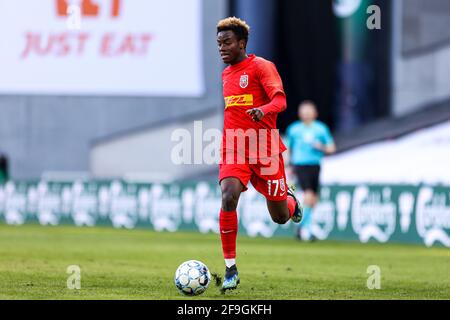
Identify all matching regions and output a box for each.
[311,185,450,246]
[0,180,449,247]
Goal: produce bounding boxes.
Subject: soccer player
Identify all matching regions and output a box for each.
[216,17,303,292]
[286,101,336,241]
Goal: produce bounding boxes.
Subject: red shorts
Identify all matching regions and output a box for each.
[219,154,288,201]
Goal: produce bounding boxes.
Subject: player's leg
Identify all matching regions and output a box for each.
[219,176,247,292]
[266,186,303,225]
[300,189,315,239]
[298,188,321,241]
[252,155,303,225]
[266,199,290,224]
[220,177,244,267]
[297,165,320,241]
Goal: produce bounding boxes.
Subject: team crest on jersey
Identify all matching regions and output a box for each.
[240,74,249,88]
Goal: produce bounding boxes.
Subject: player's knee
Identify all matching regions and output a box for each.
[271,214,289,225]
[221,190,239,211]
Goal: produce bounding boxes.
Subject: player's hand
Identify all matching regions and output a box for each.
[313,142,324,152]
[246,108,265,122]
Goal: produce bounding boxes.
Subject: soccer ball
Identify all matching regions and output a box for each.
[174,260,211,296]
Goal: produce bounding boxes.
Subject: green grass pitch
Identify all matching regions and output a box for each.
[0,224,449,300]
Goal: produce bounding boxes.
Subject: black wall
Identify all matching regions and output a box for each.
[275,0,338,132]
[229,0,392,134]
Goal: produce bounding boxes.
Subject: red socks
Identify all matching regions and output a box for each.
[287,195,296,218]
[219,199,294,259]
[219,209,238,259]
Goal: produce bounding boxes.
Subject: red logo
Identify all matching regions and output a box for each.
[20,0,153,59]
[240,74,249,89]
[56,0,121,18]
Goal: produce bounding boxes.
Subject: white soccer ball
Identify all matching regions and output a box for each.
[174,260,211,296]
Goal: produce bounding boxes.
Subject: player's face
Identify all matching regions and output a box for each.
[299,104,317,122]
[217,30,243,65]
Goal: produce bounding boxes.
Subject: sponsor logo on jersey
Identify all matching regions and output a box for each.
[224,94,253,108]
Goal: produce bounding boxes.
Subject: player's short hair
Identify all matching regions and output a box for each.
[217,17,250,47]
[299,100,317,111]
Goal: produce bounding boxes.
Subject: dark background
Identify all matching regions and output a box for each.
[231,0,392,133]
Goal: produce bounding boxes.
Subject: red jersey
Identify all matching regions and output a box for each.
[221,54,287,161]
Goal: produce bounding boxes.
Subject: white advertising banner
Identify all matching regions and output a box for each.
[0,0,204,96]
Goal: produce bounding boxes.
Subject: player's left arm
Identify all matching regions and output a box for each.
[315,142,336,155]
[246,61,286,122]
[246,93,286,122]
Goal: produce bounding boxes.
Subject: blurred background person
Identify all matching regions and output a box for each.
[0,153,9,183]
[286,101,336,241]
